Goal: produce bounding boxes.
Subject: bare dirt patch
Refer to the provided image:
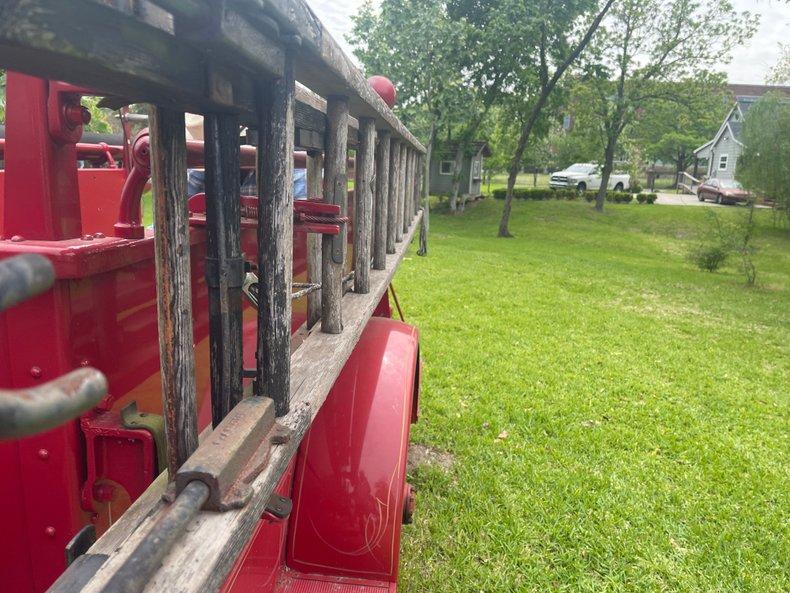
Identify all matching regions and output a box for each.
[408,443,454,473]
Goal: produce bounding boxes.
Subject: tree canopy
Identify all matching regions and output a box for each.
[737,92,790,220]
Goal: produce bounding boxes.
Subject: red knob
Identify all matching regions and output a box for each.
[64,103,91,128]
[367,75,397,108]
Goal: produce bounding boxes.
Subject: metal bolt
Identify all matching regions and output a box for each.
[45,526,56,537]
[10,235,24,242]
[64,103,91,127]
[94,232,106,239]
[93,483,115,502]
[29,366,42,378]
[80,359,90,367]
[82,234,95,241]
[37,449,49,460]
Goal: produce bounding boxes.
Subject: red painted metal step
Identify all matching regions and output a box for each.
[275,570,395,593]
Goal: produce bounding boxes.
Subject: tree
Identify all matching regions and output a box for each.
[626,75,730,184]
[350,0,506,214]
[737,92,790,222]
[581,0,757,212]
[481,0,617,237]
[769,43,790,85]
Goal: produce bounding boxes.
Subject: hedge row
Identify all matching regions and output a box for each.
[491,188,657,204]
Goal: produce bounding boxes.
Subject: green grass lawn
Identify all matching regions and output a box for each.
[395,199,789,592]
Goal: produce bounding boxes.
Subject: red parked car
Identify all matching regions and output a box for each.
[697,178,752,205]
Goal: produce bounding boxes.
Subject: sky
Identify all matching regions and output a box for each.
[308,0,790,85]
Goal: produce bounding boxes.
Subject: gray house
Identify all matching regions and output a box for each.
[429,141,491,197]
[694,84,790,181]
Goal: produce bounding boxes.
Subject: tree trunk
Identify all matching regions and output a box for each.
[449,146,464,214]
[533,171,537,187]
[595,136,617,212]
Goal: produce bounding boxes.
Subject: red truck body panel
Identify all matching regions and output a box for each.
[0,74,417,593]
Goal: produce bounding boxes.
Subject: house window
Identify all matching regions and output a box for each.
[439,160,454,176]
[718,154,729,171]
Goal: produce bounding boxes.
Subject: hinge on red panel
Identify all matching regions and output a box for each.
[80,402,165,513]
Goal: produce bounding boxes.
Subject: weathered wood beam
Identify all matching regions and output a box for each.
[353,119,375,294]
[232,0,425,153]
[148,106,198,477]
[256,50,296,417]
[295,84,359,149]
[373,130,391,270]
[70,211,423,593]
[305,151,324,329]
[396,143,406,243]
[0,0,275,118]
[203,113,244,426]
[321,96,349,334]
[387,139,400,254]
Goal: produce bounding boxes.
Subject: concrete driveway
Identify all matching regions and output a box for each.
[655,192,770,209]
[655,192,723,207]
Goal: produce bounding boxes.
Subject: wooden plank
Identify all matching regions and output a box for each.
[203,113,244,426]
[71,211,422,593]
[256,50,296,417]
[353,119,375,294]
[295,84,359,149]
[305,151,324,329]
[387,139,400,254]
[403,148,413,235]
[373,130,391,270]
[321,96,349,334]
[232,0,425,153]
[0,0,275,118]
[396,143,406,243]
[149,106,199,476]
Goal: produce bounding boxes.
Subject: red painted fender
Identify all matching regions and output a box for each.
[286,317,419,583]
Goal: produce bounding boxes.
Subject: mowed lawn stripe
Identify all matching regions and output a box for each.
[395,199,789,592]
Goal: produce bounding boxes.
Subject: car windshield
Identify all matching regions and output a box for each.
[719,179,743,189]
[566,164,595,174]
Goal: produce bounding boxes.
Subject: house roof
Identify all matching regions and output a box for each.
[435,140,491,158]
[727,83,790,99]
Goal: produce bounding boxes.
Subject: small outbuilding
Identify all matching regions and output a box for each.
[429,141,491,197]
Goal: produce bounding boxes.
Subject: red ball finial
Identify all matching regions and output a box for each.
[367,75,397,108]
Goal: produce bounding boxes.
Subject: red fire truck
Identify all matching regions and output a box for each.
[0,2,426,592]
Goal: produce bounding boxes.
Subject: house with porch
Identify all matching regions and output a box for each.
[693,84,790,183]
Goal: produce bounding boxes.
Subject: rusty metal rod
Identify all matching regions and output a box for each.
[0,368,107,439]
[0,254,55,313]
[100,480,210,593]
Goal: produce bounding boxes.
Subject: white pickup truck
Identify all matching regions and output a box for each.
[549,163,630,192]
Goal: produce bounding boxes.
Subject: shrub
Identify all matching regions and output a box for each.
[606,191,633,203]
[645,193,658,204]
[636,193,647,204]
[493,188,506,200]
[583,191,596,203]
[688,244,729,272]
[631,183,643,194]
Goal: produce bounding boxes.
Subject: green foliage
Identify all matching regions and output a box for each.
[493,188,576,201]
[627,74,731,176]
[769,43,790,85]
[397,199,790,592]
[688,244,729,272]
[736,92,790,220]
[577,0,758,210]
[690,206,760,285]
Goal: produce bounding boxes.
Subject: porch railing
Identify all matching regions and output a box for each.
[0,1,425,592]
